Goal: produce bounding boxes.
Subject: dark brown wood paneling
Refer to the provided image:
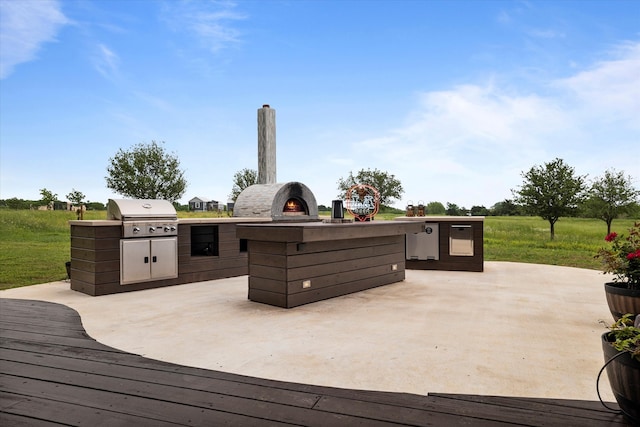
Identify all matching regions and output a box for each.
[248,276,285,293]
[245,227,409,308]
[237,221,423,243]
[248,240,289,255]
[71,222,253,296]
[248,252,287,268]
[286,241,402,268]
[285,271,406,308]
[248,264,287,282]
[287,252,403,282]
[71,258,119,274]
[178,256,247,274]
[286,262,405,294]
[70,225,121,239]
[247,288,287,308]
[71,236,120,250]
[69,279,97,296]
[71,247,119,262]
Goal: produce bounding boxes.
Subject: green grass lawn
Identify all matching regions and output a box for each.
[0,209,636,290]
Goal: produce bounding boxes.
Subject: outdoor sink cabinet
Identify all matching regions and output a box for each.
[396,216,484,272]
[236,221,425,308]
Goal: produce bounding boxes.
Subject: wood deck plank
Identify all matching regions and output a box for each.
[1,390,185,426]
[0,378,292,427]
[0,348,322,408]
[0,298,631,426]
[427,393,628,426]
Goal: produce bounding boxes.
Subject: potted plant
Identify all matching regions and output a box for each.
[598,314,640,423]
[595,221,640,321]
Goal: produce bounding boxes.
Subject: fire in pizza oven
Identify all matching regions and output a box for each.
[283,198,305,215]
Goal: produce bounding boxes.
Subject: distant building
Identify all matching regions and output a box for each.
[189,197,218,211]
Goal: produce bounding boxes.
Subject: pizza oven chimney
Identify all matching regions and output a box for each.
[233,105,319,221]
[258,104,276,185]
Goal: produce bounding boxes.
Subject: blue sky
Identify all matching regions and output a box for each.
[1,0,639,209]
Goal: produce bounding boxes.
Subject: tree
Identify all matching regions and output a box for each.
[470,205,490,216]
[426,201,445,215]
[446,202,462,216]
[66,189,85,219]
[585,169,639,234]
[39,188,58,209]
[491,199,520,216]
[512,158,587,240]
[229,168,257,202]
[105,141,187,202]
[86,201,106,211]
[336,168,404,207]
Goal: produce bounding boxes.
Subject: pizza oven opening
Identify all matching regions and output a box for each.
[283,198,306,216]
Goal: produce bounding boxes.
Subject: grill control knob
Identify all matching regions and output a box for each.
[133,227,141,234]
[149,226,156,233]
[164,226,171,232]
[170,226,177,232]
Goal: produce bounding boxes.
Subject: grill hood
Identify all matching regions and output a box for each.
[107,199,177,221]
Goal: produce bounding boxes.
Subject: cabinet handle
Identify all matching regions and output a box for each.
[144,256,149,263]
[152,256,157,263]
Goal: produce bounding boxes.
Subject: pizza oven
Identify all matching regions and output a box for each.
[233,182,319,221]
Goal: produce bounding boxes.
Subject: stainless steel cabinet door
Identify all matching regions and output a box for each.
[120,237,178,285]
[151,237,178,280]
[121,239,152,284]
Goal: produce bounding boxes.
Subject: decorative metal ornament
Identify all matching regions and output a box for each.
[344,184,380,221]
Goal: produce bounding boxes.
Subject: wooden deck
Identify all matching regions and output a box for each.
[0,298,630,426]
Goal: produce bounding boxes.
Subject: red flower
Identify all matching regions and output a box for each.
[627,250,640,260]
[605,232,618,242]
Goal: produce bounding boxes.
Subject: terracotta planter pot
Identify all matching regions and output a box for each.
[604,282,640,321]
[601,333,640,423]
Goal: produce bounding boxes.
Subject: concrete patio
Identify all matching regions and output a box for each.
[0,261,617,403]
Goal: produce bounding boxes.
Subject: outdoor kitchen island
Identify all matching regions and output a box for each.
[236,220,425,308]
[69,216,268,296]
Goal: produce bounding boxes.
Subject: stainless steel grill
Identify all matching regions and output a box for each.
[106,199,179,285]
[107,199,178,238]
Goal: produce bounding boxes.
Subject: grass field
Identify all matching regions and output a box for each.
[0,209,637,290]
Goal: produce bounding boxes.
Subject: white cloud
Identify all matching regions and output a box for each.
[0,0,69,79]
[161,0,247,53]
[93,43,120,81]
[340,40,640,208]
[554,41,640,129]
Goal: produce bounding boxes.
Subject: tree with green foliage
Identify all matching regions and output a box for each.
[585,169,639,235]
[229,168,258,202]
[66,189,86,219]
[0,198,35,210]
[445,202,462,216]
[39,188,58,209]
[426,201,445,215]
[336,168,404,207]
[491,199,520,216]
[470,205,490,216]
[105,141,187,202]
[85,201,106,211]
[512,158,587,240]
[445,202,470,216]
